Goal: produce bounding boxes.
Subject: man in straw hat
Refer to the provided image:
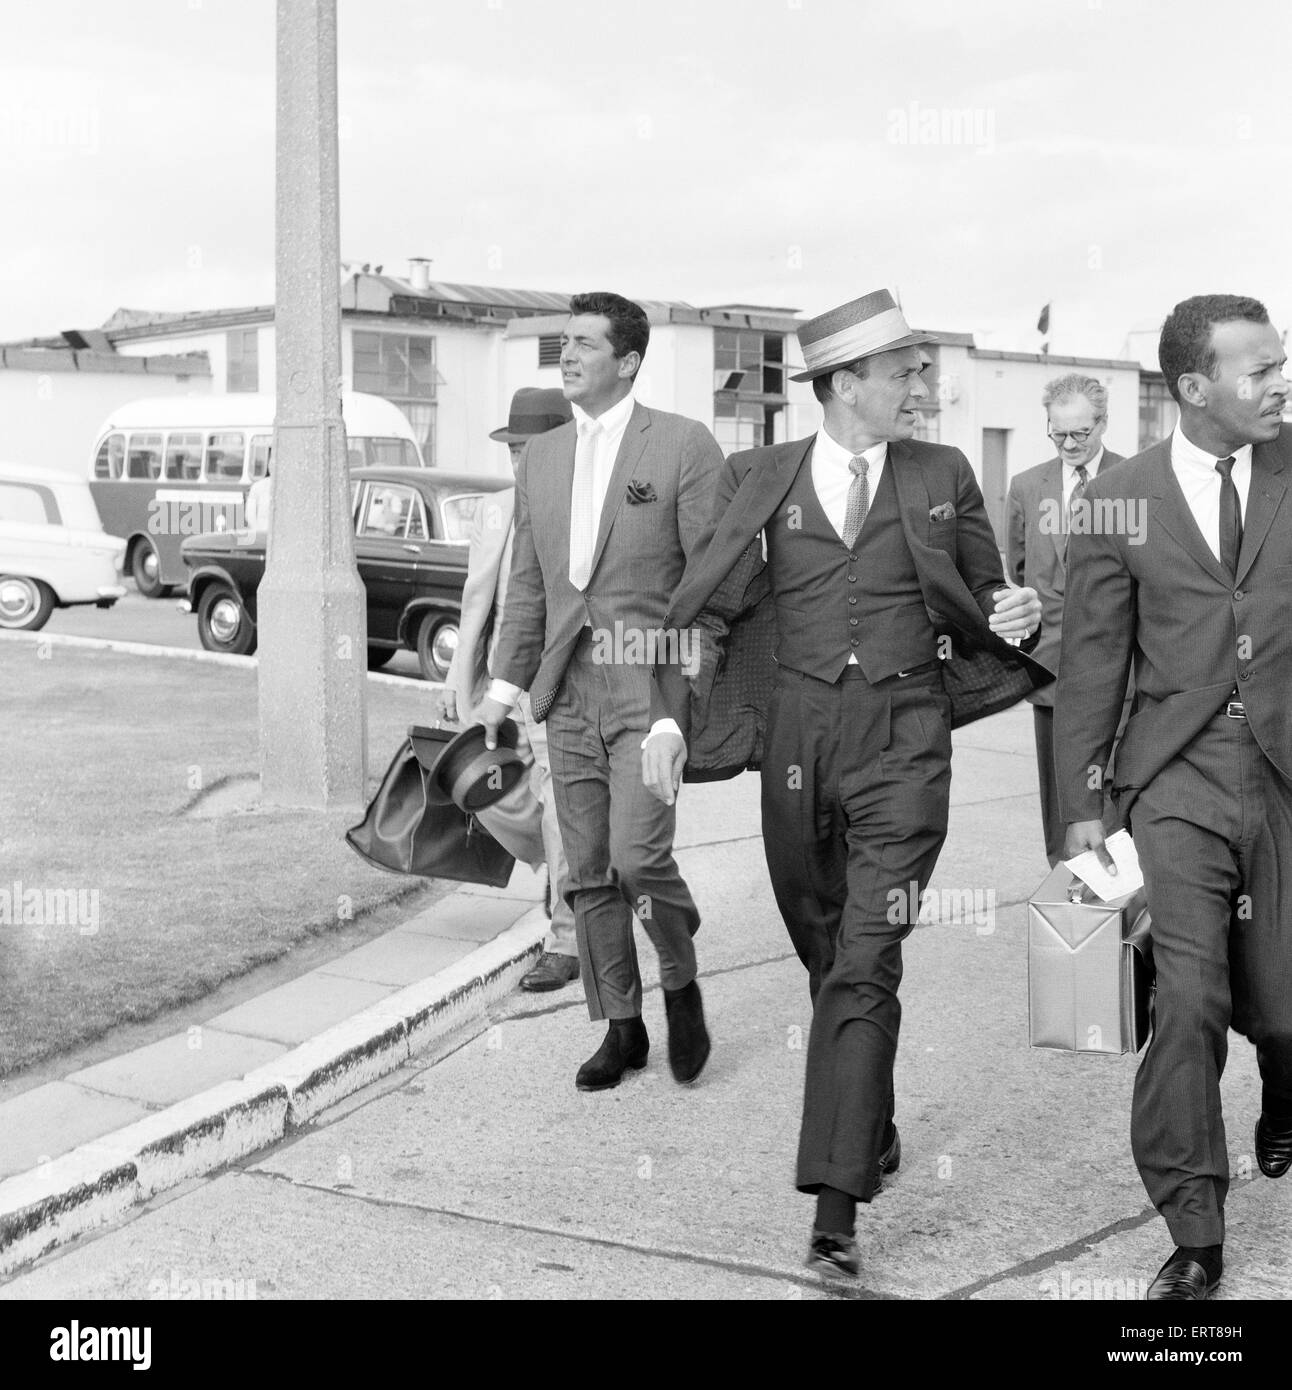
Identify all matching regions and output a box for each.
[644,289,1050,1279]
[434,387,585,992]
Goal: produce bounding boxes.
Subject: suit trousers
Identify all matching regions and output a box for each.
[762,662,952,1201]
[1033,705,1124,867]
[1126,709,1292,1248]
[475,693,577,957]
[545,637,701,1020]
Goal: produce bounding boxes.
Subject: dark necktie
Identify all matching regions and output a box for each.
[1215,455,1242,578]
[842,455,870,550]
[1062,463,1089,557]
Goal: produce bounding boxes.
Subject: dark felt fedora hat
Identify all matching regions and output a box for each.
[790,289,938,382]
[488,387,574,443]
[428,719,528,812]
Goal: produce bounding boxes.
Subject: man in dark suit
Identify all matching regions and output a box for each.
[1007,374,1127,864]
[475,291,724,1092]
[643,290,1047,1279]
[1056,294,1292,1300]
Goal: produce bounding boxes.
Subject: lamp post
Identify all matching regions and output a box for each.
[258,0,367,808]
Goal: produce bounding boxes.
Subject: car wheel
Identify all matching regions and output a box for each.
[367,646,396,670]
[416,613,457,682]
[0,575,55,631]
[197,584,256,656]
[131,538,170,599]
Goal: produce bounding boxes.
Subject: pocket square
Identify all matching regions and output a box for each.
[929,502,956,522]
[626,479,657,505]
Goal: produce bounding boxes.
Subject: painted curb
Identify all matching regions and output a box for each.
[0,906,547,1277]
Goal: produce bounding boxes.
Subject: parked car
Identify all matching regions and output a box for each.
[179,467,511,681]
[0,462,127,631]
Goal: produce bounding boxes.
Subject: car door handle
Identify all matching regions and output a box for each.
[402,544,420,554]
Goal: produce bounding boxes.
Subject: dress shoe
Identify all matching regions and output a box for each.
[1146,1250,1221,1301]
[575,1018,649,1092]
[875,1127,901,1193]
[1255,1113,1292,1178]
[520,951,580,993]
[662,978,711,1084]
[805,1230,860,1280]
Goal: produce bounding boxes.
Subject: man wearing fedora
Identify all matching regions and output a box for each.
[644,290,1047,1278]
[434,387,588,992]
[475,291,725,1091]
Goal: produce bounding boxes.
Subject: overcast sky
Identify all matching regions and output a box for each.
[3,0,1289,359]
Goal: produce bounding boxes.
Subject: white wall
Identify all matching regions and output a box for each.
[969,355,1140,482]
[0,369,210,476]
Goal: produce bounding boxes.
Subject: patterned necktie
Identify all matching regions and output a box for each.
[1062,463,1089,558]
[841,455,870,550]
[568,418,602,590]
[1215,455,1242,578]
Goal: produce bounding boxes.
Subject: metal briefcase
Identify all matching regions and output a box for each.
[1028,862,1154,1055]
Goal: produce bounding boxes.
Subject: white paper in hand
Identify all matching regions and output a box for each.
[1063,828,1145,902]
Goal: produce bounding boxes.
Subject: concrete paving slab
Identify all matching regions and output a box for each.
[65,1029,288,1108]
[315,931,476,987]
[203,971,395,1047]
[0,1171,832,1300]
[397,894,531,944]
[0,1084,148,1180]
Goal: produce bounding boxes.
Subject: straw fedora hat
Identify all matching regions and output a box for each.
[790,289,937,382]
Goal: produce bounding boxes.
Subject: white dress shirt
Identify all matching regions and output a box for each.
[486,391,636,710]
[1062,446,1104,513]
[811,428,888,541]
[1169,425,1252,563]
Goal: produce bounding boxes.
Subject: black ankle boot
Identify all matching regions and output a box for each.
[575,1018,649,1092]
[662,978,711,1084]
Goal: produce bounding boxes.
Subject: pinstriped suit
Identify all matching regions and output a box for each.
[491,401,724,1019]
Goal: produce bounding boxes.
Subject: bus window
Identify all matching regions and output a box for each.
[249,435,272,480]
[365,436,421,468]
[204,433,246,482]
[126,433,164,480]
[164,433,203,481]
[94,434,125,479]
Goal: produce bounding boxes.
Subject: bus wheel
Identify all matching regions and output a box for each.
[131,539,170,598]
[416,614,457,683]
[197,584,256,656]
[367,647,396,670]
[0,575,55,631]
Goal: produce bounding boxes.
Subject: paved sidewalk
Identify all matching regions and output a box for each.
[1,704,1288,1303]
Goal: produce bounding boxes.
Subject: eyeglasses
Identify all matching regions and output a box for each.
[1048,428,1098,445]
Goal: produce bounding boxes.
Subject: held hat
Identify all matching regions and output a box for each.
[790,289,937,382]
[488,387,574,443]
[416,721,528,812]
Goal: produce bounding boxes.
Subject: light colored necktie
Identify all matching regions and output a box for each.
[841,455,870,549]
[1062,463,1088,557]
[568,418,602,590]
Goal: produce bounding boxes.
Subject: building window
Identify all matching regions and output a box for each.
[227,329,259,393]
[712,329,790,455]
[1138,373,1178,451]
[352,331,437,465]
[538,335,562,367]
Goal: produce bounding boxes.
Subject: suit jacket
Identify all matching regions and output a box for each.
[445,489,515,725]
[1006,451,1126,707]
[492,401,724,723]
[652,435,1055,780]
[1054,426,1292,823]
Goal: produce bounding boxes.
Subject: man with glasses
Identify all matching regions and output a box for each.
[1006,374,1126,865]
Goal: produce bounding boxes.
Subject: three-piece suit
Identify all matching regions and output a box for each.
[653,433,1052,1199]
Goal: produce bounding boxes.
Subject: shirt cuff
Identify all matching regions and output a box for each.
[486,678,522,709]
[641,719,683,749]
